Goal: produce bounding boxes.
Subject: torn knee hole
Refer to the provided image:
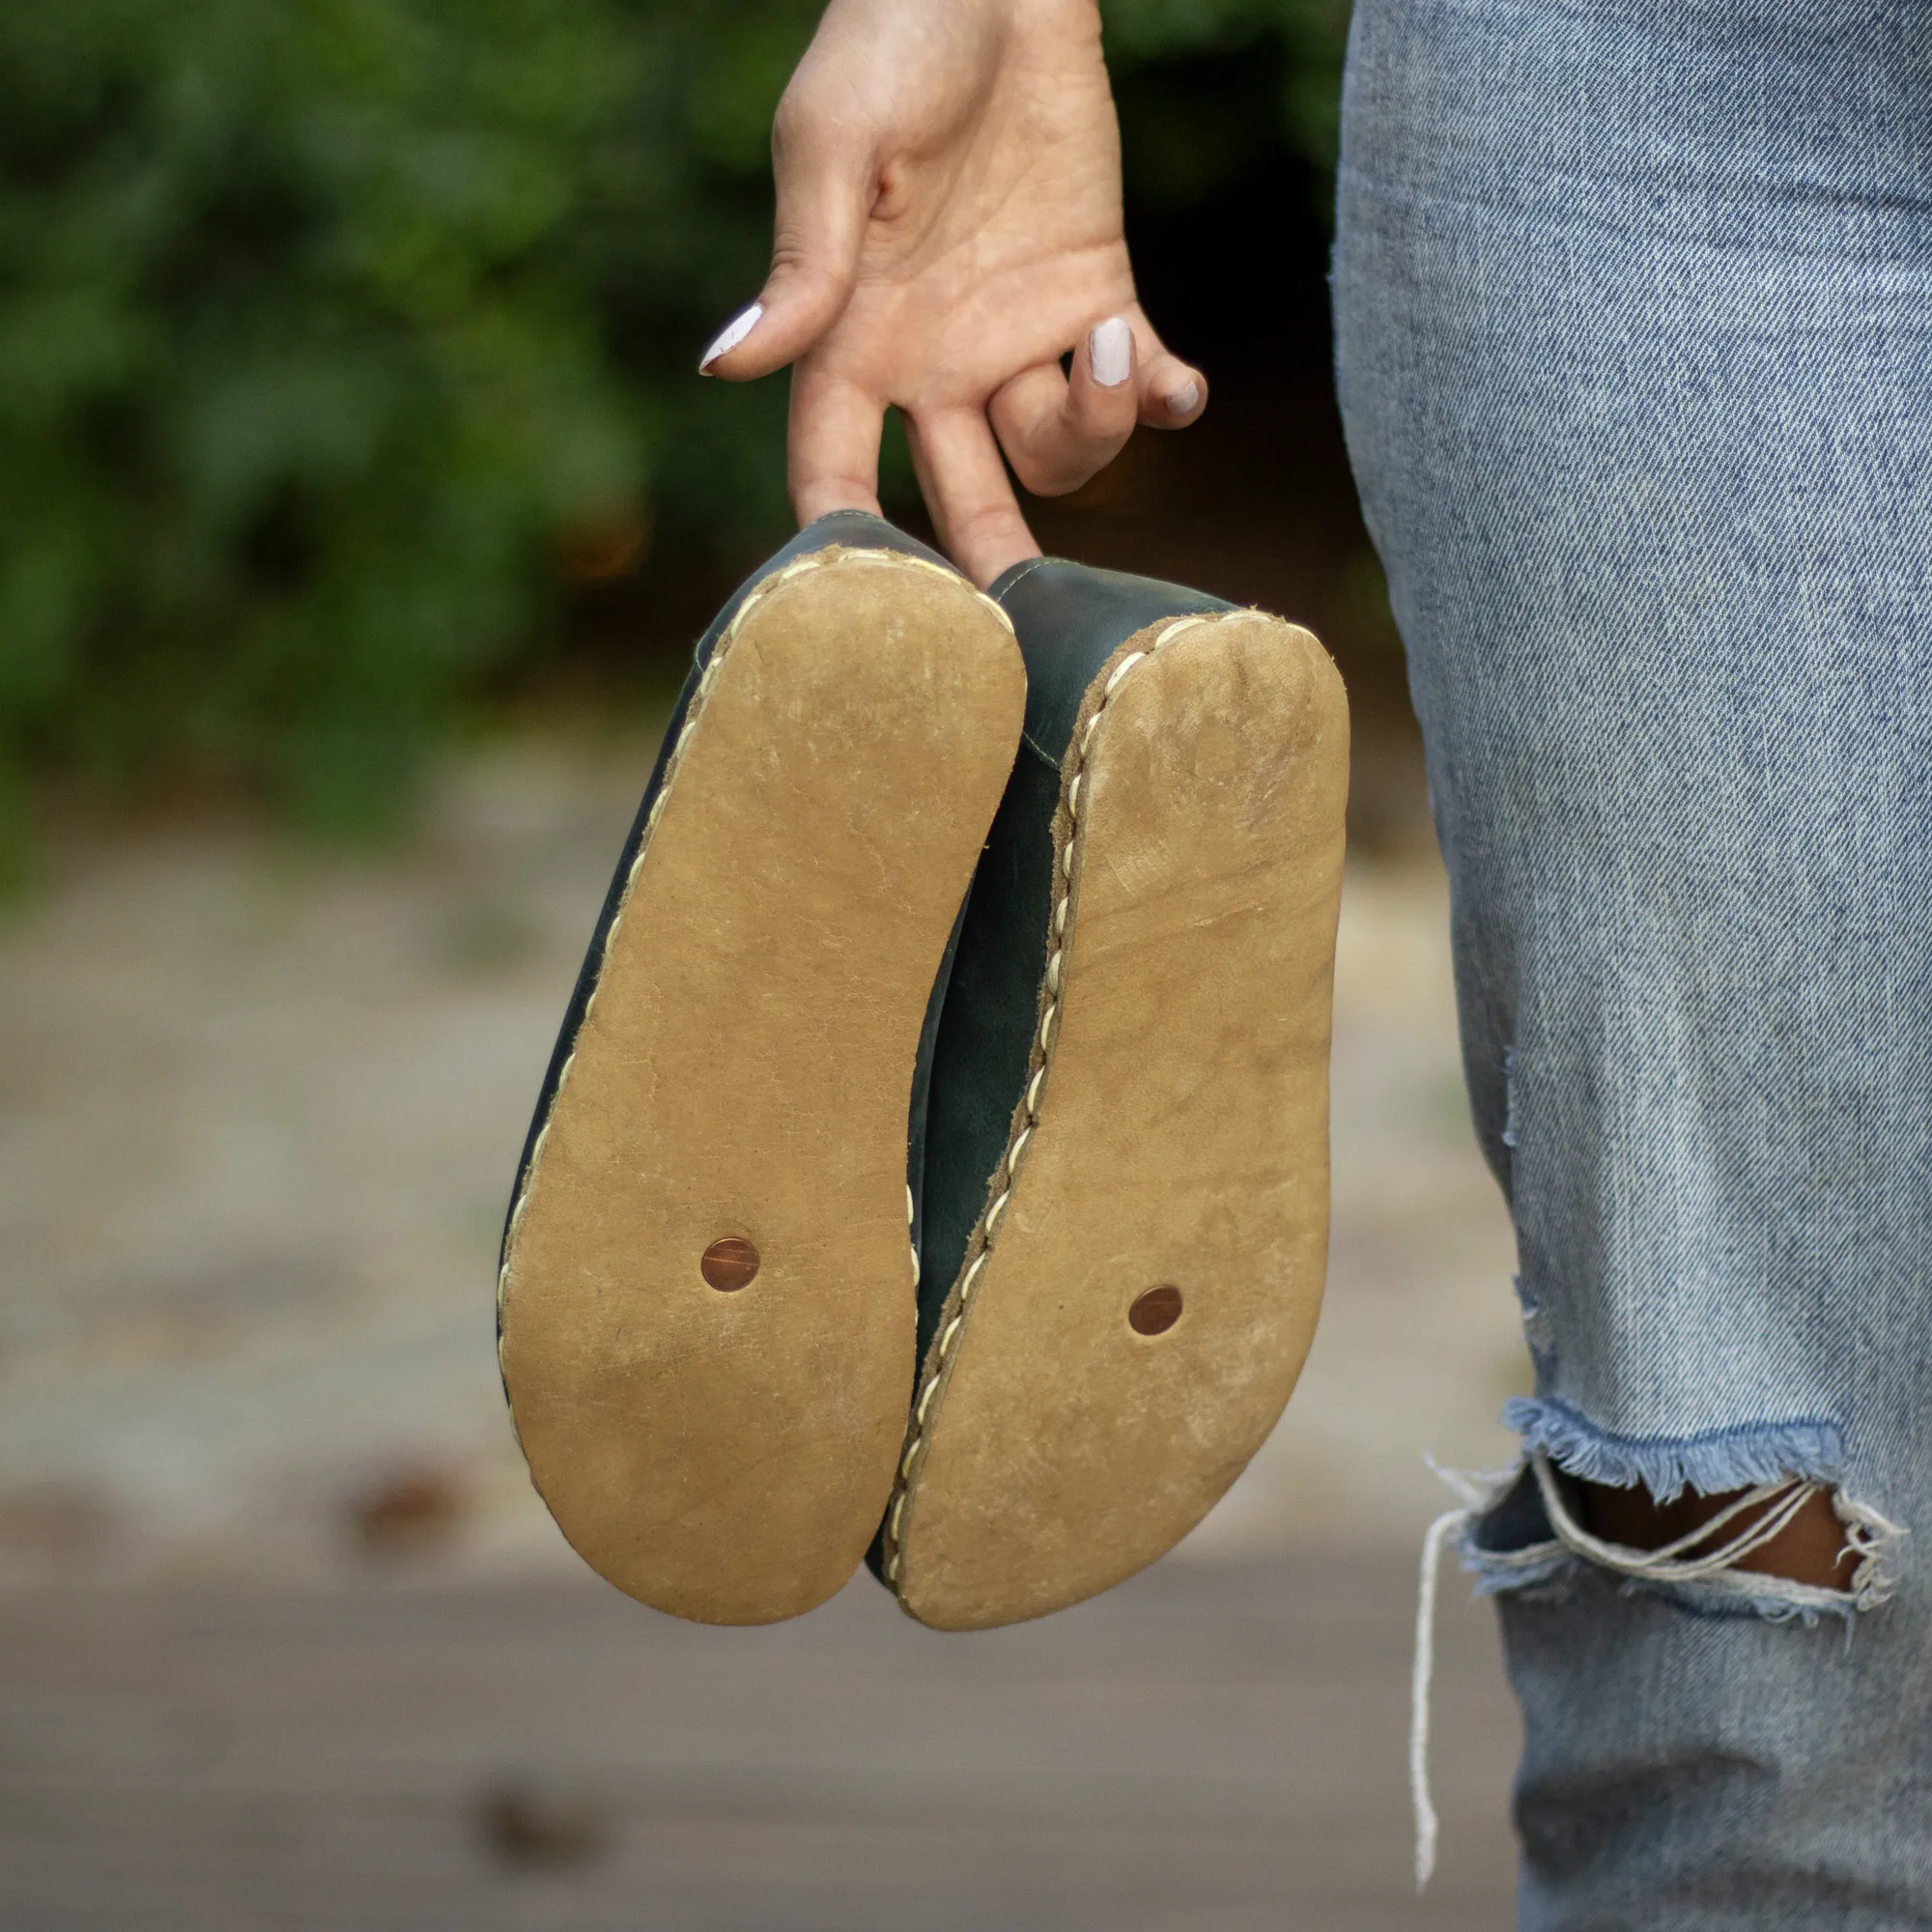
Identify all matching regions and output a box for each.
[1522,1452,1902,1608]
[1413,1451,1899,1890]
[1578,1475,1858,1591]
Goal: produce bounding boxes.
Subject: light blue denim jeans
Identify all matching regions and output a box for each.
[1333,0,1932,1921]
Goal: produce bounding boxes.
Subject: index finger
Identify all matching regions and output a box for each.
[788,362,886,523]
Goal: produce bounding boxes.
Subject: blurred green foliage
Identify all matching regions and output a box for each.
[0,0,1345,844]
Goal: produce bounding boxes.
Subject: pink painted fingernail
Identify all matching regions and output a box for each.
[698,302,763,374]
[1088,316,1133,388]
[1165,380,1201,417]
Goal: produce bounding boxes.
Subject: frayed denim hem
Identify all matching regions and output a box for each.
[1501,1396,1846,1502]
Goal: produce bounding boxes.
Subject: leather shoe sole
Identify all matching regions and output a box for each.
[498,527,1024,1625]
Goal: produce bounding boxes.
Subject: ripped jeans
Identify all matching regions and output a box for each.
[1334,0,1932,1922]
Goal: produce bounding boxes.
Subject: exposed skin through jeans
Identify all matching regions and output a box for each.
[1335,0,1932,1920]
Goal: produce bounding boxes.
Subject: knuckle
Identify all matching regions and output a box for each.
[1002,413,1122,499]
[762,241,842,315]
[773,81,866,179]
[1006,446,1064,497]
[1016,427,1090,494]
[770,88,816,157]
[990,415,1053,497]
[1036,431,1127,497]
[1075,384,1139,435]
[765,233,815,281]
[954,506,1028,554]
[1023,459,1094,500]
[791,447,871,494]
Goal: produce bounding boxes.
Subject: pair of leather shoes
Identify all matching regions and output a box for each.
[496,512,1349,1631]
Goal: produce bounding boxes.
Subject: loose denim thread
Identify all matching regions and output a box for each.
[1533,1453,1816,1581]
[1410,1457,1492,1892]
[1529,1452,1906,1618]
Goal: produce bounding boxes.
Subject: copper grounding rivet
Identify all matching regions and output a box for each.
[1129,1285,1183,1336]
[700,1237,760,1292]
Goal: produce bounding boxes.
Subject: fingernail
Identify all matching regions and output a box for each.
[1088,316,1133,388]
[1165,380,1201,417]
[698,302,763,374]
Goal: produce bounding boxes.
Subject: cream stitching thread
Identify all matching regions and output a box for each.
[879,607,1247,1592]
[496,547,1009,1387]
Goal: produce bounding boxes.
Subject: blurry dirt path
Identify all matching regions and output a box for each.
[0,1552,1518,1929]
[0,737,1525,1586]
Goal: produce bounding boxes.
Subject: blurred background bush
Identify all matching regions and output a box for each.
[0,0,1369,858]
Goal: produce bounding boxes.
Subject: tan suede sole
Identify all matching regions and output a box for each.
[497,548,1025,1626]
[882,611,1349,1632]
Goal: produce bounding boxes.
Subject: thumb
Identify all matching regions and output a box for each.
[699,112,870,382]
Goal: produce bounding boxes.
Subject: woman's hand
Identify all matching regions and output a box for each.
[697,0,1207,586]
